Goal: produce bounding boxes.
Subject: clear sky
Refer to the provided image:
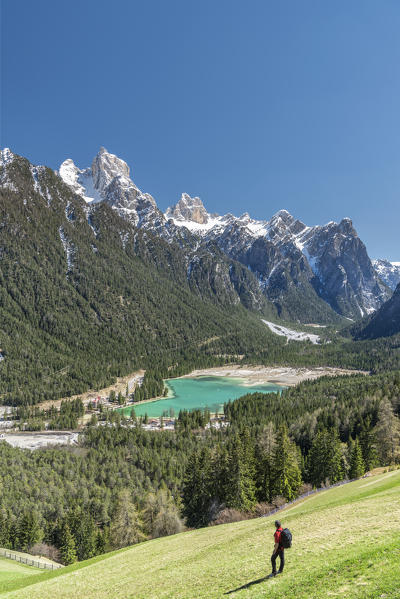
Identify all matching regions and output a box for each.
[1,0,399,259]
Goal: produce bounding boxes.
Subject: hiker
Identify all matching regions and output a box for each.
[270,520,284,576]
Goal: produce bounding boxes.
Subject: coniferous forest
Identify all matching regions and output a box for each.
[1,371,399,563]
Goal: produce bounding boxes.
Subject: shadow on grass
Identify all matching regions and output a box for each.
[225,574,273,594]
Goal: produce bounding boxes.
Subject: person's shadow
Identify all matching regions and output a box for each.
[225,574,273,594]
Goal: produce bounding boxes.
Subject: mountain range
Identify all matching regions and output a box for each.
[1,146,400,406]
[57,147,394,323]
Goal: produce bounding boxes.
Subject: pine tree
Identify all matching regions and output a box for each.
[182,447,213,527]
[349,438,365,479]
[60,523,77,565]
[273,425,302,501]
[0,510,10,548]
[17,512,42,551]
[225,433,256,511]
[255,422,277,503]
[359,417,378,471]
[307,428,343,487]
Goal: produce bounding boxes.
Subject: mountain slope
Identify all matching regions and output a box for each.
[356,282,400,339]
[373,259,400,290]
[168,200,389,320]
[4,469,400,599]
[0,150,281,405]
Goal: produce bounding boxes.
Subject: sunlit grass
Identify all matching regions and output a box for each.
[0,557,42,593]
[2,470,400,598]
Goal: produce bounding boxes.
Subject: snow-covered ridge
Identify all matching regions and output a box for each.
[0,148,14,166]
[59,159,103,204]
[0,148,17,191]
[166,193,269,238]
[262,319,321,344]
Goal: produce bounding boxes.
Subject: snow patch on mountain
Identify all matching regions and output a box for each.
[0,148,17,191]
[59,159,103,204]
[58,227,74,273]
[262,320,321,344]
[0,148,14,166]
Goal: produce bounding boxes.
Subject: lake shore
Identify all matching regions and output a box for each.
[176,365,367,386]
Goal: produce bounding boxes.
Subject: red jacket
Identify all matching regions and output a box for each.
[274,526,283,548]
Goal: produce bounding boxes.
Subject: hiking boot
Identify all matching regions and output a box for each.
[269,572,277,578]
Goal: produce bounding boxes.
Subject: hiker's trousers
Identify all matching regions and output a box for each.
[271,548,284,573]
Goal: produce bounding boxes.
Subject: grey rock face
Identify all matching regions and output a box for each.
[301,219,389,317]
[357,282,400,339]
[59,148,166,233]
[372,259,400,291]
[166,193,209,224]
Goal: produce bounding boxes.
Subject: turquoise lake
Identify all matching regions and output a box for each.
[123,375,285,418]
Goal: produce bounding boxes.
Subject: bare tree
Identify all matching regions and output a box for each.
[375,398,400,465]
[110,489,146,549]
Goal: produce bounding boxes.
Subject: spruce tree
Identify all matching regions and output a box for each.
[359,417,378,471]
[60,523,77,565]
[17,512,42,551]
[307,428,343,487]
[0,510,10,548]
[273,425,302,501]
[182,447,213,527]
[349,438,365,479]
[255,422,277,503]
[224,433,257,512]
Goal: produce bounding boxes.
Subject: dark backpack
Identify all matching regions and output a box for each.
[280,528,292,549]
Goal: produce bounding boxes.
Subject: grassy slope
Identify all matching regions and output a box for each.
[0,558,43,593]
[2,470,400,599]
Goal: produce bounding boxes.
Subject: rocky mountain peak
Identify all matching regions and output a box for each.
[267,209,307,243]
[166,193,209,224]
[338,217,355,235]
[59,148,167,232]
[91,147,131,194]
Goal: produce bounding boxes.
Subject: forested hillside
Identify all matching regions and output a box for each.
[0,154,281,405]
[1,371,399,562]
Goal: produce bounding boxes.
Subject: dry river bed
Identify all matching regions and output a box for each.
[179,365,367,386]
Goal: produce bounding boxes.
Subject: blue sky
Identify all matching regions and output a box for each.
[1,0,399,259]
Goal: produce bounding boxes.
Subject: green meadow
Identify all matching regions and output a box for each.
[2,469,400,598]
[0,558,43,594]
